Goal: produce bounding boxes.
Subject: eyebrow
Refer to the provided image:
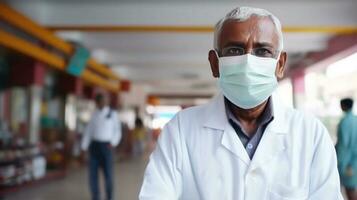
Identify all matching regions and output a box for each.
[222,41,275,49]
[254,42,275,49]
[222,41,246,48]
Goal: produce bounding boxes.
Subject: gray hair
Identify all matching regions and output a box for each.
[214,7,284,52]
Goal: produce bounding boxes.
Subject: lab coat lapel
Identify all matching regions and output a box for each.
[249,93,289,170]
[222,122,251,165]
[203,94,250,165]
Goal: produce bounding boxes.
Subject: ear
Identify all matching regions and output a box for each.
[208,50,219,78]
[275,51,287,80]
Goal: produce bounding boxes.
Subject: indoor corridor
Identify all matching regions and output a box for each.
[1,0,356,199]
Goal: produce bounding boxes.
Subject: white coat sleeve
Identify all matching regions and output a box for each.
[309,122,344,200]
[81,116,94,151]
[139,116,183,200]
[111,112,122,147]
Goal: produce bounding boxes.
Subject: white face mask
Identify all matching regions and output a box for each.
[218,53,279,109]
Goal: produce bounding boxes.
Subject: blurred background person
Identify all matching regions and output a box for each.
[81,94,122,200]
[132,117,146,157]
[336,98,357,200]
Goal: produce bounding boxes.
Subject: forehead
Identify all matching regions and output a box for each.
[217,16,279,49]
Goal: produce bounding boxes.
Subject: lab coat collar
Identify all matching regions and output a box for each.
[203,92,289,134]
[202,93,250,163]
[202,93,228,130]
[202,92,289,165]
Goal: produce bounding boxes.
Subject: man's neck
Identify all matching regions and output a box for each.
[226,98,269,136]
[344,110,352,115]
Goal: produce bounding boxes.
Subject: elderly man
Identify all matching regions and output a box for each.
[139,7,343,200]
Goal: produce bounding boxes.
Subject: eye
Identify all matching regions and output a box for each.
[222,47,245,56]
[254,48,273,57]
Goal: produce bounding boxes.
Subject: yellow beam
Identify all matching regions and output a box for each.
[0,30,66,70]
[0,3,120,81]
[82,70,118,92]
[47,25,214,33]
[87,58,120,81]
[0,30,118,92]
[46,25,357,34]
[0,4,72,54]
[282,27,357,34]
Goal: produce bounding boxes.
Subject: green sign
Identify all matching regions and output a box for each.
[66,45,90,76]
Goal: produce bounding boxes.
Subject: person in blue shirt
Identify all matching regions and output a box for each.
[336,98,357,200]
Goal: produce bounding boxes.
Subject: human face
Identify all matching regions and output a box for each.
[209,16,287,80]
[96,96,107,109]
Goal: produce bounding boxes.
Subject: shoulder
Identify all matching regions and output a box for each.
[341,113,357,123]
[285,108,329,144]
[288,108,323,126]
[169,104,208,126]
[162,103,211,137]
[179,104,208,121]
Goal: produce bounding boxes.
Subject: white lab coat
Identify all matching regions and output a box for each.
[139,93,343,200]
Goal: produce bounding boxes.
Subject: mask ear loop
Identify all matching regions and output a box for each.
[212,50,221,79]
[213,50,221,68]
[214,49,220,59]
[275,50,282,60]
[275,50,284,81]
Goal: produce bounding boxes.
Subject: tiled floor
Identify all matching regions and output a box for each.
[4,157,148,200]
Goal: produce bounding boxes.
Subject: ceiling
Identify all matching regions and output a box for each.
[5,0,357,105]
[5,0,355,2]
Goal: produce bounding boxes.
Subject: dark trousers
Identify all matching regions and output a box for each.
[89,141,114,200]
